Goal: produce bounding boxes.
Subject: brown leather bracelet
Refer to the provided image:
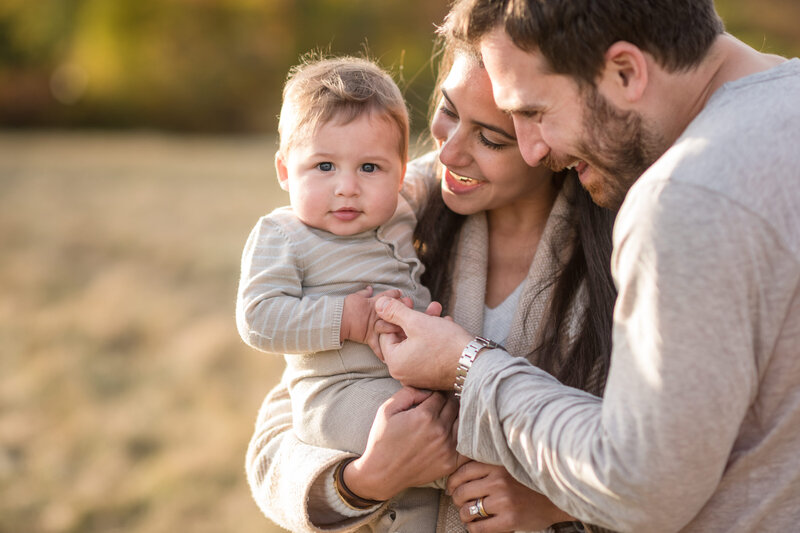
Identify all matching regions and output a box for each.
[333,457,385,509]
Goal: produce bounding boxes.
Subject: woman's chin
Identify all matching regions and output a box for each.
[442,189,481,216]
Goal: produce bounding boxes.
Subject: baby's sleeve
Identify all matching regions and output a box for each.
[236,216,344,354]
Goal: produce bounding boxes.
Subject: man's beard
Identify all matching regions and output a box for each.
[547,87,668,211]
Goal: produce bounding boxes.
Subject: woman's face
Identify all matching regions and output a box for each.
[430,53,553,216]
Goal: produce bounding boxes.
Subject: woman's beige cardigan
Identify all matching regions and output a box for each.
[244,155,584,532]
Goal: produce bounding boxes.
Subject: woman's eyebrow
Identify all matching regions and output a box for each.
[441,88,457,111]
[475,119,516,141]
[441,88,516,141]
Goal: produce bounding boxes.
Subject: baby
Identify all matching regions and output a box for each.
[236,56,434,457]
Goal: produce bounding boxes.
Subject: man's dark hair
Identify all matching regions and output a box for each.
[445,0,725,85]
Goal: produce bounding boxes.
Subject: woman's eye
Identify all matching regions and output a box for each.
[479,132,504,151]
[317,162,333,171]
[361,163,377,173]
[439,105,457,119]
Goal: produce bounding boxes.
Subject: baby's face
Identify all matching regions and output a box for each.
[278,112,405,236]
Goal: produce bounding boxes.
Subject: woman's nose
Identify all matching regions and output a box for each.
[437,129,470,169]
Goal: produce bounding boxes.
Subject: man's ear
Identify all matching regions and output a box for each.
[275,151,290,192]
[597,41,648,105]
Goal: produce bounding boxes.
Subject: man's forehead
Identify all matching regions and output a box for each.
[478,30,549,108]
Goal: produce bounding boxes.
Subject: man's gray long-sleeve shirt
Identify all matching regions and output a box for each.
[458,59,800,533]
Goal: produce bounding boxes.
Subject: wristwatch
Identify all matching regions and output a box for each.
[453,336,501,398]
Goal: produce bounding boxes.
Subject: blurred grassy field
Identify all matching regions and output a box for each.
[0,131,291,533]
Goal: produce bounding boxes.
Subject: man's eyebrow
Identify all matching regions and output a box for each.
[442,88,516,141]
[503,104,540,117]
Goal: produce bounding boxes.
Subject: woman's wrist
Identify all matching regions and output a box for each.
[336,457,388,508]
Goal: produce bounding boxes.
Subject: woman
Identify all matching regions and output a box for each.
[245,38,616,533]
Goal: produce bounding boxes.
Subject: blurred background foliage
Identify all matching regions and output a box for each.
[1,0,798,134]
[0,0,450,133]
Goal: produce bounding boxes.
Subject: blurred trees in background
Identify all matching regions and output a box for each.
[1,0,798,134]
[0,0,449,132]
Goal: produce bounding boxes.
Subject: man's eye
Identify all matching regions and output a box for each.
[361,163,377,173]
[317,162,333,171]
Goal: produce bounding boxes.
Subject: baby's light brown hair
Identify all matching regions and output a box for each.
[277,55,409,163]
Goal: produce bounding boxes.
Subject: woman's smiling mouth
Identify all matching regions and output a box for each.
[444,168,484,193]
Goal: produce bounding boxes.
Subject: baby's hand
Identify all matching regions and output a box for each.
[342,287,411,358]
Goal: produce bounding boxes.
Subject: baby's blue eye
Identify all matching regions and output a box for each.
[361,163,377,173]
[318,162,333,171]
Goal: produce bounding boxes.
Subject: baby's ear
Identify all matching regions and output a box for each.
[275,151,290,191]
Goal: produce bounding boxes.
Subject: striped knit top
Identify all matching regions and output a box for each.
[236,164,434,357]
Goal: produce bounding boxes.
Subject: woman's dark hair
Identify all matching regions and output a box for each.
[532,177,616,393]
[413,37,616,393]
[414,184,464,311]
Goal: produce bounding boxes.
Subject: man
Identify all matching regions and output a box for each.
[375,1,800,531]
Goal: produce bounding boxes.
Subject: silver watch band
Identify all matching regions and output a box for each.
[454,336,500,398]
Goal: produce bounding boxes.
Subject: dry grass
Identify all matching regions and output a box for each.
[0,131,291,533]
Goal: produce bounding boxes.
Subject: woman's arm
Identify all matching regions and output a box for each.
[246,373,374,532]
[246,372,461,532]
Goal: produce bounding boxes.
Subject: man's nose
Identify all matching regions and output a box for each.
[514,120,550,167]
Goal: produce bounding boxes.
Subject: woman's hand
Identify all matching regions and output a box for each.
[448,461,574,533]
[343,386,461,502]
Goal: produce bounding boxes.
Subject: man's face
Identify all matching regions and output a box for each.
[480,27,667,210]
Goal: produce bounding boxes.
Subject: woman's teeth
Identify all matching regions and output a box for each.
[451,171,478,185]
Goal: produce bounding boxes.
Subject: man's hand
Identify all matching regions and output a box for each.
[376,296,473,390]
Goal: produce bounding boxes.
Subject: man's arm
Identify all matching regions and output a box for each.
[457,182,764,532]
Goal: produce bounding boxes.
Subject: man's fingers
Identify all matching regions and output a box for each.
[374,319,402,335]
[375,296,418,329]
[425,301,443,317]
[378,330,402,358]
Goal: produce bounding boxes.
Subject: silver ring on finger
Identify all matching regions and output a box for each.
[476,497,489,518]
[468,501,481,517]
